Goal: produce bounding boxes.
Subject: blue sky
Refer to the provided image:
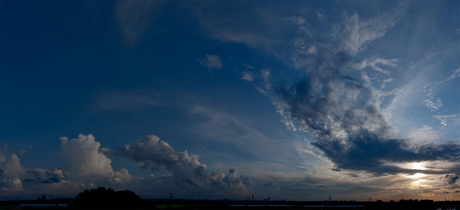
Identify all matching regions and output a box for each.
[1,0,459,201]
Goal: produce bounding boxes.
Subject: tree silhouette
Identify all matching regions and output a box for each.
[73,187,142,209]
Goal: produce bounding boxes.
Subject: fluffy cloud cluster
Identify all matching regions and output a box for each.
[60,134,114,176]
[58,134,138,190]
[102,135,251,192]
[1,134,251,198]
[0,147,71,194]
[1,148,25,192]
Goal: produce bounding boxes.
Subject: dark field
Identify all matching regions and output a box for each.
[1,199,459,210]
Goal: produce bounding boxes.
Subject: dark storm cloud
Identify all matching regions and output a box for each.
[102,135,251,192]
[313,136,460,174]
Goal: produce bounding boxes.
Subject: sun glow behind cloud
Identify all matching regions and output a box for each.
[407,173,427,179]
[411,179,427,187]
[411,162,426,170]
[406,162,427,182]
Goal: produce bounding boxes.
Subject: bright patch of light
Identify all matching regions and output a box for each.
[412,179,426,186]
[411,162,426,170]
[407,173,427,179]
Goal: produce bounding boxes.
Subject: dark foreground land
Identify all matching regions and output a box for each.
[1,199,459,209]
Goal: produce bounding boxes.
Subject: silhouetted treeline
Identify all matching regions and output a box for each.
[73,187,142,209]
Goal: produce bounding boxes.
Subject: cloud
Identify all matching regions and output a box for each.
[24,168,66,184]
[317,10,324,22]
[335,2,408,55]
[250,2,460,176]
[441,174,459,185]
[209,169,251,192]
[192,2,299,49]
[193,2,272,48]
[423,89,442,111]
[290,5,405,70]
[1,178,23,192]
[241,72,254,82]
[431,115,459,126]
[187,103,300,164]
[197,55,223,73]
[408,125,439,142]
[0,148,26,179]
[58,134,138,191]
[19,150,26,156]
[0,148,68,193]
[441,67,460,83]
[284,16,307,26]
[1,148,26,191]
[1,134,253,198]
[423,98,443,111]
[60,134,114,176]
[114,0,164,45]
[353,58,399,75]
[103,135,251,192]
[380,78,394,89]
[91,90,164,112]
[290,37,318,69]
[263,181,280,190]
[262,55,460,175]
[242,63,255,70]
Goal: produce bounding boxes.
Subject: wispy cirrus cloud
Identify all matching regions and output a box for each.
[192,2,302,50]
[115,0,164,45]
[408,125,440,142]
[431,114,460,126]
[243,2,460,176]
[90,91,165,112]
[335,1,408,55]
[439,67,460,84]
[353,58,399,75]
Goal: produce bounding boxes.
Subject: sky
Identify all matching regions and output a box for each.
[1,0,460,201]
